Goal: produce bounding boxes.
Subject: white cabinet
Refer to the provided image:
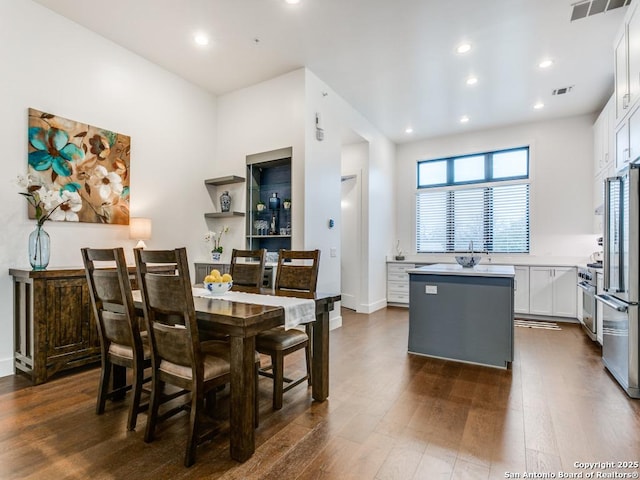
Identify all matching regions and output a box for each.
[614,3,640,124]
[594,95,614,175]
[615,28,629,123]
[628,5,640,112]
[514,266,529,314]
[529,267,577,318]
[615,102,640,171]
[594,170,605,234]
[387,262,415,305]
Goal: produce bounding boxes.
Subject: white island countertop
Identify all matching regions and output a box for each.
[408,263,515,278]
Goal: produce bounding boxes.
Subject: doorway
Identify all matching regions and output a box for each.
[341,173,361,310]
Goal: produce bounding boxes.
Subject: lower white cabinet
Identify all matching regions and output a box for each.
[529,267,577,318]
[514,266,530,314]
[387,262,415,305]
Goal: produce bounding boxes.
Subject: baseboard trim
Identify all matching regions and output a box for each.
[357,299,387,314]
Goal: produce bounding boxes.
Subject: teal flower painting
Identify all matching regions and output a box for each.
[27,108,131,224]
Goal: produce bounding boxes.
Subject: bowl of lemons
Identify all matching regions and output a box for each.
[203,269,233,295]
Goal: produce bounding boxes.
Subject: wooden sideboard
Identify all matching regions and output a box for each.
[10,268,100,385]
[10,265,173,385]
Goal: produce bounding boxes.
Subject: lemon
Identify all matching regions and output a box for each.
[221,273,232,282]
[204,274,215,283]
[209,269,221,277]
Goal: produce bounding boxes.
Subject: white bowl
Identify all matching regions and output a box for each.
[455,255,482,268]
[204,281,233,295]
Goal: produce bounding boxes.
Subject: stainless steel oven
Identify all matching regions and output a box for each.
[578,266,598,341]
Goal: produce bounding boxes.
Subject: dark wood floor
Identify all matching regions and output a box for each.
[1,307,639,479]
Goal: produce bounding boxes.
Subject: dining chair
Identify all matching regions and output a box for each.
[134,247,232,467]
[229,248,266,287]
[255,249,320,410]
[81,247,150,431]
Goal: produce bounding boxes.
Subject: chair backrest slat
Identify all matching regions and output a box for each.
[229,248,266,288]
[135,248,202,378]
[82,247,140,352]
[274,249,320,294]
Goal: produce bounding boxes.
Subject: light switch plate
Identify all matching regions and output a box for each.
[425,285,437,294]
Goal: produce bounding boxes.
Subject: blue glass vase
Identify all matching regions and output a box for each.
[28,225,50,271]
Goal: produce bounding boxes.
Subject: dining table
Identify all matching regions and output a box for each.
[132,285,340,462]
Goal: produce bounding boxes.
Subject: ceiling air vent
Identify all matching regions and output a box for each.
[571,0,632,21]
[552,86,574,95]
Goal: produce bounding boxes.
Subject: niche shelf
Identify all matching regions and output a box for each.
[204,175,245,218]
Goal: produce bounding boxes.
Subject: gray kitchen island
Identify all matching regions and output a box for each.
[408,263,515,369]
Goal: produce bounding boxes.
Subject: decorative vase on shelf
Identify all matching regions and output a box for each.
[220,191,231,213]
[269,192,280,210]
[28,225,50,271]
[211,251,221,262]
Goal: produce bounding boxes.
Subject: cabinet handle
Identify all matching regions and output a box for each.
[624,93,630,109]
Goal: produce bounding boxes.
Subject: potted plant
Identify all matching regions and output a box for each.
[283,198,291,210]
[256,200,266,212]
[204,226,229,261]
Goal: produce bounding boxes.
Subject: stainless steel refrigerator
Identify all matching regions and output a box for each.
[596,161,640,398]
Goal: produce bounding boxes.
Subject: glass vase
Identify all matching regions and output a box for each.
[28,225,50,271]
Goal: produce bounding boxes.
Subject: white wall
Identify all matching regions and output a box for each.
[217,68,396,317]
[304,70,396,313]
[395,114,598,264]
[215,69,306,261]
[0,0,218,377]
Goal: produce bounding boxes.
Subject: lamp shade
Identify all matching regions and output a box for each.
[129,217,152,248]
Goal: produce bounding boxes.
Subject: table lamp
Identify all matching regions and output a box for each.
[129,217,152,249]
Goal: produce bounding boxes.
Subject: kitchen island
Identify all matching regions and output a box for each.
[408,263,515,368]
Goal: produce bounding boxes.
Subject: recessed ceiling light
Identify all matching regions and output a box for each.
[539,59,553,69]
[194,33,209,46]
[405,127,414,134]
[534,102,545,110]
[456,43,472,54]
[460,115,470,123]
[285,0,301,4]
[466,76,478,86]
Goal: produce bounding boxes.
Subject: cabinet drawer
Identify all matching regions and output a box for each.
[388,292,410,304]
[387,263,415,274]
[387,269,413,282]
[388,280,409,293]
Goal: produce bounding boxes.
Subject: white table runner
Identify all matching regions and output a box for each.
[192,288,315,329]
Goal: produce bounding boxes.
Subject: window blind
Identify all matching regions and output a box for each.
[416,183,530,253]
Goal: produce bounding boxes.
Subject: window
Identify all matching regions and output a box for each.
[416,147,530,253]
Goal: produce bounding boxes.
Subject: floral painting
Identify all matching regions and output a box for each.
[27,108,131,224]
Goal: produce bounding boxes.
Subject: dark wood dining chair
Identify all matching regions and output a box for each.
[81,247,150,431]
[134,247,232,467]
[255,249,320,410]
[229,248,266,287]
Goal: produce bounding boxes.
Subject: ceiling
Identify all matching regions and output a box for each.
[32,0,628,143]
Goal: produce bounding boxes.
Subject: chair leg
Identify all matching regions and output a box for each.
[127,362,144,431]
[305,342,312,387]
[185,390,203,467]
[254,361,260,428]
[273,352,284,410]
[144,377,164,443]
[96,359,111,415]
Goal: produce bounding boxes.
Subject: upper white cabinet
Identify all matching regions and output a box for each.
[529,267,577,318]
[615,102,640,170]
[615,28,629,123]
[628,5,640,112]
[615,3,640,124]
[615,1,640,156]
[594,95,614,175]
